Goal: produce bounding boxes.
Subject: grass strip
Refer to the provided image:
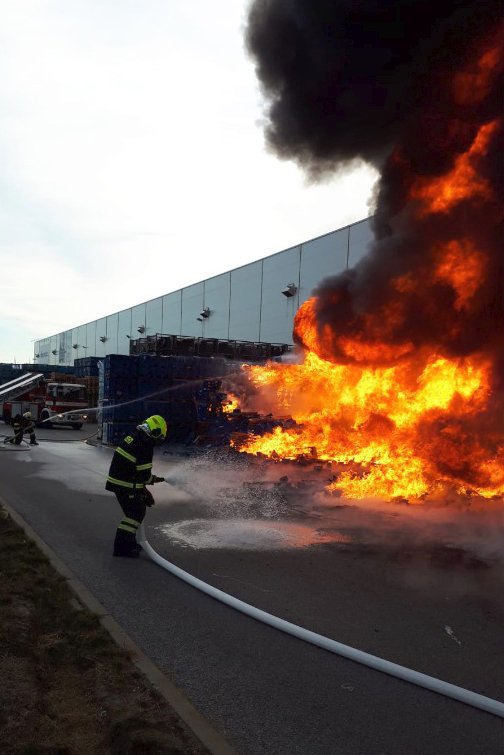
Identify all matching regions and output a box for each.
[0,506,208,755]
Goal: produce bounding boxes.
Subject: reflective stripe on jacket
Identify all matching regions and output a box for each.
[105,428,155,493]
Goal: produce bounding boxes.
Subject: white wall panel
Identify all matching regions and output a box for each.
[118,309,132,355]
[77,325,87,348]
[146,297,163,335]
[70,328,81,362]
[54,336,60,364]
[181,283,204,337]
[229,262,262,341]
[259,246,301,344]
[53,334,61,364]
[74,325,88,361]
[59,331,72,365]
[86,322,96,357]
[162,291,181,335]
[35,338,50,363]
[203,273,230,339]
[69,327,87,365]
[348,218,374,268]
[132,303,147,338]
[299,229,349,303]
[106,314,119,354]
[95,318,108,358]
[50,335,59,364]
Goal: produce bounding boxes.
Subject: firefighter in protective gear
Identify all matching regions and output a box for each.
[22,412,39,445]
[8,411,38,445]
[105,415,167,558]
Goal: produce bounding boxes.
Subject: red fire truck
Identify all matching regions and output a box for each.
[0,373,88,429]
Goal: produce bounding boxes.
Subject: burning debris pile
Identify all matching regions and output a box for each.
[232,1,504,501]
[193,379,298,446]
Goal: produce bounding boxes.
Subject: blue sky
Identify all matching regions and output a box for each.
[0,0,376,363]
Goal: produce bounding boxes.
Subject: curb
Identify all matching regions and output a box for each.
[0,497,237,755]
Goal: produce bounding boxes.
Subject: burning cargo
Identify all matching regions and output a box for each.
[234,0,504,502]
[98,352,298,447]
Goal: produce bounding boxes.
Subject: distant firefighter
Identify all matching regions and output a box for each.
[7,411,38,446]
[105,415,167,558]
[22,411,39,445]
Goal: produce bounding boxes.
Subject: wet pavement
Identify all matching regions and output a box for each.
[1,435,503,754]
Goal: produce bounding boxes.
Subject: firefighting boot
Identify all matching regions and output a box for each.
[113,530,140,558]
[113,548,139,558]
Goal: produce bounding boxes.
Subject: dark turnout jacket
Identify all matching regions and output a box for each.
[105,427,156,494]
[22,415,35,434]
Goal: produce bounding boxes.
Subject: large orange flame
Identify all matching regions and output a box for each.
[411,120,497,215]
[232,37,504,502]
[232,350,499,500]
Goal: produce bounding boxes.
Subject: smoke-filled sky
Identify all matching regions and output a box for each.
[247,0,504,365]
[246,0,503,176]
[0,0,376,364]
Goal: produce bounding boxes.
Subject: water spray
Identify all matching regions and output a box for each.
[43,374,229,425]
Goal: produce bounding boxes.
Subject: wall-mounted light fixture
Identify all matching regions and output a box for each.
[34,353,40,358]
[137,325,146,334]
[72,344,79,349]
[197,307,211,322]
[51,349,58,355]
[126,335,131,339]
[281,283,298,298]
[99,336,107,343]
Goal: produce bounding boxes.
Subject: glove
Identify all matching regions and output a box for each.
[151,475,165,484]
[142,488,155,507]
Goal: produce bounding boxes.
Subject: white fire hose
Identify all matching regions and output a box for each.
[138,524,504,719]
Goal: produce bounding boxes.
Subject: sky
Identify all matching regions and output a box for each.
[0,0,377,364]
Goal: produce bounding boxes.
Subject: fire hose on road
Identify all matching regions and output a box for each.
[139,507,504,721]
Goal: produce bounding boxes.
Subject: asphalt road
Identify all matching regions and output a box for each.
[1,425,503,755]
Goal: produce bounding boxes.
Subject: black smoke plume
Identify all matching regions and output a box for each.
[245,1,504,367]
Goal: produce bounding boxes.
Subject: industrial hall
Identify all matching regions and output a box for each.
[33,217,373,365]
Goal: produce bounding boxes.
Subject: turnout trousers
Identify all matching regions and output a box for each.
[10,429,37,445]
[113,490,147,555]
[13,429,24,445]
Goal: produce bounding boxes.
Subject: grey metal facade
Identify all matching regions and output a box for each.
[34,217,373,365]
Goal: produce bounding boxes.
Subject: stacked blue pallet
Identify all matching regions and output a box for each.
[104,354,136,375]
[101,397,144,423]
[137,355,173,420]
[137,355,173,390]
[103,355,138,398]
[169,355,201,380]
[101,354,235,445]
[137,354,175,378]
[102,355,141,438]
[142,400,173,422]
[199,356,228,379]
[74,356,101,377]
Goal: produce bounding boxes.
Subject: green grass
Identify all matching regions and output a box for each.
[0,508,207,755]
